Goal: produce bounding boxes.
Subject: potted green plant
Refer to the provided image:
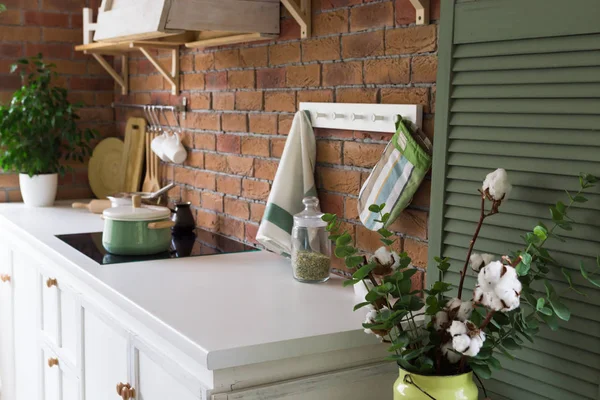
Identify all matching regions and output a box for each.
[0,54,96,207]
[324,169,600,399]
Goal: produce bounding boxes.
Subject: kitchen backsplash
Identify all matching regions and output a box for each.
[114,0,439,283]
[0,0,114,201]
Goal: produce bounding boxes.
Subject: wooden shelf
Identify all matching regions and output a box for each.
[409,0,430,25]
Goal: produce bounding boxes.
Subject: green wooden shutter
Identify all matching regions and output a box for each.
[429,1,600,399]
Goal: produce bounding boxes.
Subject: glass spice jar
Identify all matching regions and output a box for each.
[291,197,332,283]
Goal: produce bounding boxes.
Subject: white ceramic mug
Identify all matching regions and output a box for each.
[151,132,170,162]
[162,132,187,164]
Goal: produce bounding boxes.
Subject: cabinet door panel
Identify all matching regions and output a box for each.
[62,369,80,400]
[41,273,59,346]
[83,308,129,400]
[12,252,41,400]
[0,242,15,400]
[59,288,79,365]
[42,348,60,400]
[136,350,199,400]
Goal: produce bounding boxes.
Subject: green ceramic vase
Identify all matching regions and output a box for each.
[393,368,478,400]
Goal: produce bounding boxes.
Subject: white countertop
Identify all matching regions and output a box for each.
[0,201,377,370]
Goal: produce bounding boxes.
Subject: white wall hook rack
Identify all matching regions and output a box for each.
[299,102,423,133]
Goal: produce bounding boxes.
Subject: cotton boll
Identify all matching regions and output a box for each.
[473,285,485,304]
[446,297,462,312]
[448,320,467,337]
[452,334,471,353]
[374,246,393,265]
[479,261,505,291]
[463,335,484,357]
[481,253,495,265]
[442,342,462,364]
[482,291,505,311]
[434,311,449,330]
[495,287,520,311]
[391,252,401,270]
[470,253,484,272]
[457,301,474,322]
[482,168,512,201]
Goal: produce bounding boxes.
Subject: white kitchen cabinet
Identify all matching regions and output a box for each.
[82,307,130,400]
[12,251,41,400]
[42,345,80,400]
[0,241,15,400]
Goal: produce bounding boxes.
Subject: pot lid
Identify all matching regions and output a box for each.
[103,204,171,221]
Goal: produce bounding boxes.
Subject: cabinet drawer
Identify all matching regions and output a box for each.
[41,273,79,365]
[42,345,80,400]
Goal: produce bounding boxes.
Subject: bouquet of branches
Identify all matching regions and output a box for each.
[323,169,600,392]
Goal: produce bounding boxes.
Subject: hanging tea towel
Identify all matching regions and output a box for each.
[257,111,316,256]
[358,118,432,231]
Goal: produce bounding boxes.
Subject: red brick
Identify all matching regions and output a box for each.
[213,92,234,110]
[319,192,344,216]
[242,179,270,201]
[228,70,255,89]
[220,216,245,240]
[214,49,240,69]
[278,114,294,135]
[205,71,227,90]
[412,55,438,83]
[254,159,278,180]
[279,18,301,41]
[364,57,410,84]
[225,197,250,219]
[42,0,81,12]
[217,134,241,153]
[386,26,437,55]
[270,138,286,158]
[221,113,248,132]
[193,133,217,150]
[313,9,349,36]
[319,167,361,195]
[319,0,361,10]
[195,53,215,71]
[344,197,359,220]
[24,11,69,27]
[241,137,270,157]
[25,43,72,59]
[240,46,268,68]
[257,68,285,89]
[322,62,362,86]
[404,238,428,268]
[381,87,430,113]
[43,27,80,43]
[185,151,204,168]
[249,114,278,135]
[350,2,394,32]
[286,64,321,87]
[70,77,113,91]
[0,44,22,58]
[174,167,196,186]
[183,73,205,90]
[269,42,301,66]
[186,112,220,131]
[355,225,401,254]
[297,89,333,105]
[342,31,384,59]
[189,92,211,110]
[245,223,259,244]
[395,0,441,25]
[264,91,296,112]
[217,175,242,196]
[387,209,428,239]
[227,155,254,176]
[302,37,340,62]
[0,9,21,25]
[316,140,342,164]
[235,91,263,111]
[336,88,377,103]
[344,142,385,168]
[195,171,217,190]
[250,203,266,222]
[0,26,40,42]
[202,192,224,212]
[197,210,219,231]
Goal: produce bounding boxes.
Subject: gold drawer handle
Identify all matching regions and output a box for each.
[47,358,59,368]
[0,274,10,283]
[46,278,58,288]
[116,382,135,399]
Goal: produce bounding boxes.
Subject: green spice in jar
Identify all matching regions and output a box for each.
[292,250,331,282]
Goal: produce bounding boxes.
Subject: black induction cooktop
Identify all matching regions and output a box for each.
[56,229,257,265]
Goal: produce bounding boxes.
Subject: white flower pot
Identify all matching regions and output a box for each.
[19,173,58,207]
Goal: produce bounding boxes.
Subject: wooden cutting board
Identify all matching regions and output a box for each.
[119,117,147,193]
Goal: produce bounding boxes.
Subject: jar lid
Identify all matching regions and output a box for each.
[103,205,171,221]
[293,197,327,228]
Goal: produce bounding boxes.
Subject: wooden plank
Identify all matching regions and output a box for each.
[94,0,177,42]
[453,50,600,72]
[450,113,600,131]
[280,0,309,38]
[91,54,126,94]
[454,34,600,58]
[453,67,600,85]
[165,0,280,34]
[138,47,177,94]
[408,0,429,25]
[451,98,600,115]
[427,0,456,288]
[185,33,277,49]
[449,126,600,146]
[452,83,600,99]
[454,0,600,44]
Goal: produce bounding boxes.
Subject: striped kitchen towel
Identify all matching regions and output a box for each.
[257,111,316,256]
[358,117,432,231]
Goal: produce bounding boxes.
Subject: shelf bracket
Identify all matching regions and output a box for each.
[137,47,179,95]
[409,0,430,25]
[92,54,128,95]
[280,0,311,39]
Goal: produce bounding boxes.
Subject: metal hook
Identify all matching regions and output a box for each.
[371,114,385,122]
[331,112,344,120]
[170,107,182,134]
[350,113,364,121]
[316,112,327,119]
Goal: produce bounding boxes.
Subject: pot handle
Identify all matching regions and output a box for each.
[148,221,176,230]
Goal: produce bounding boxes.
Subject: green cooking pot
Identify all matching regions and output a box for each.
[102,196,175,256]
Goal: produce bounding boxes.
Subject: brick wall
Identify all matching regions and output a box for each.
[0,0,113,202]
[116,0,439,283]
